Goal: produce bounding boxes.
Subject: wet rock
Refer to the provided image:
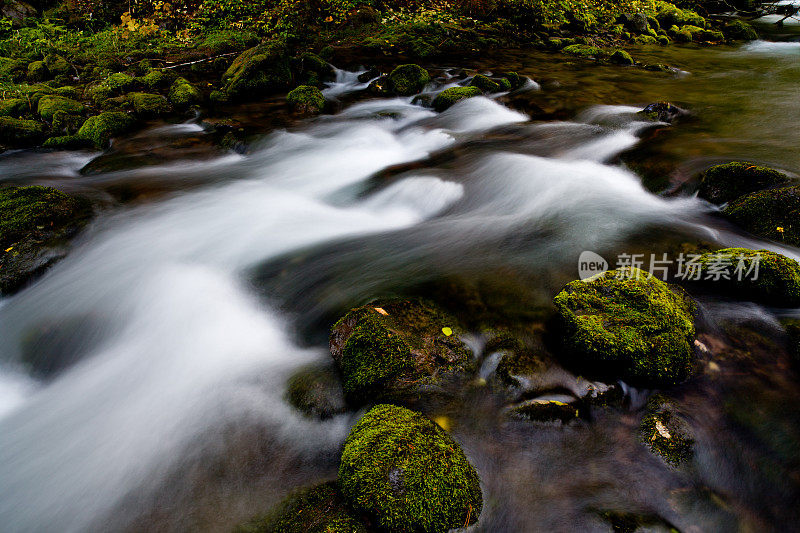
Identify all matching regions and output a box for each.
[638,101,686,123]
[128,92,172,117]
[26,60,50,82]
[357,67,381,83]
[221,43,291,101]
[387,64,430,96]
[553,267,696,387]
[77,111,136,148]
[698,161,790,204]
[285,364,347,420]
[563,44,605,59]
[722,185,800,246]
[507,398,579,423]
[37,95,85,120]
[469,74,500,93]
[432,86,481,112]
[339,404,482,533]
[51,110,85,135]
[618,12,649,34]
[294,52,335,86]
[0,116,46,145]
[724,20,758,41]
[656,3,706,28]
[1,0,36,24]
[639,393,694,467]
[367,75,391,95]
[168,77,202,109]
[0,186,93,295]
[235,481,368,533]
[609,49,634,66]
[286,85,325,116]
[42,135,94,150]
[597,510,679,533]
[329,298,474,404]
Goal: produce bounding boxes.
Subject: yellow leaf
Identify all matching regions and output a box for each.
[442,327,452,336]
[433,415,451,432]
[374,307,388,316]
[4,246,13,252]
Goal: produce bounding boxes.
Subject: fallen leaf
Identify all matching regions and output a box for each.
[655,419,671,439]
[442,327,453,336]
[374,307,388,316]
[4,246,12,252]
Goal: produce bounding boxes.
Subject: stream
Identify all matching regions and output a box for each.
[1,24,799,533]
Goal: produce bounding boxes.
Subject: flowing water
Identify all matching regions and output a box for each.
[1,24,800,533]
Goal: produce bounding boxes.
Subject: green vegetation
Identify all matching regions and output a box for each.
[168,77,202,108]
[0,115,46,144]
[286,85,325,115]
[387,64,431,96]
[339,404,482,533]
[432,86,482,112]
[36,94,85,119]
[722,186,800,246]
[639,393,694,467]
[698,162,790,204]
[553,267,696,386]
[76,111,135,147]
[469,73,500,93]
[128,92,172,116]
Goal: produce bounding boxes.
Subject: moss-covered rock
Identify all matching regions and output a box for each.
[329,299,474,404]
[54,86,79,99]
[469,74,500,93]
[37,95,85,121]
[128,92,172,117]
[235,481,368,533]
[339,404,482,533]
[656,2,706,28]
[508,399,579,423]
[724,20,758,41]
[682,25,723,42]
[167,77,202,109]
[286,85,325,116]
[638,101,686,123]
[553,267,696,387]
[139,68,176,90]
[722,186,800,245]
[222,43,291,100]
[0,186,93,295]
[387,64,431,96]
[43,54,70,76]
[639,393,694,467]
[27,60,50,82]
[432,86,482,112]
[0,98,29,117]
[688,248,800,307]
[609,49,634,65]
[51,110,85,135]
[42,134,94,150]
[105,72,136,92]
[563,44,605,59]
[77,111,135,148]
[285,364,347,420]
[295,52,336,86]
[0,116,46,145]
[698,162,790,204]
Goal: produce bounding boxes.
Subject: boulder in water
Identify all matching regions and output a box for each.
[293,52,336,87]
[638,101,686,123]
[469,74,500,93]
[339,404,482,533]
[168,77,202,109]
[724,20,758,41]
[432,86,481,112]
[722,186,800,246]
[698,161,790,204]
[553,267,696,387]
[507,399,580,423]
[285,364,347,420]
[286,85,325,116]
[609,49,634,66]
[387,64,430,96]
[77,111,135,147]
[221,43,291,101]
[639,393,694,467]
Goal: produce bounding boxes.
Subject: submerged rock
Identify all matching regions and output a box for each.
[689,248,800,307]
[507,398,579,423]
[339,404,482,533]
[432,86,481,112]
[698,161,790,204]
[639,393,694,467]
[329,299,473,404]
[286,85,325,116]
[235,481,367,533]
[722,185,800,245]
[553,267,696,387]
[0,186,93,295]
[285,364,347,419]
[222,43,291,100]
[638,102,686,123]
[77,111,135,148]
[387,64,430,96]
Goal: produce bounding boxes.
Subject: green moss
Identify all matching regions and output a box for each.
[508,399,579,423]
[698,162,790,204]
[635,35,658,45]
[87,83,113,105]
[553,267,696,387]
[339,404,482,533]
[681,25,723,42]
[657,35,671,45]
[77,111,135,148]
[432,86,482,112]
[724,20,758,41]
[691,248,800,307]
[235,481,367,533]
[27,61,50,82]
[54,86,79,99]
[105,72,136,92]
[286,85,325,115]
[42,135,94,150]
[0,186,91,249]
[609,49,634,65]
[222,43,291,100]
[656,2,706,28]
[469,74,500,93]
[43,54,70,76]
[295,52,336,86]
[51,110,85,134]
[563,44,605,59]
[0,98,29,117]
[330,299,473,404]
[722,186,800,246]
[167,77,202,109]
[497,78,512,91]
[128,92,172,117]
[639,393,694,467]
[0,116,46,145]
[139,69,176,90]
[37,95,85,121]
[388,64,431,96]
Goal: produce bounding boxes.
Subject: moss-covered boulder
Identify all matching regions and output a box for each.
[43,135,94,150]
[27,60,50,82]
[339,404,482,533]
[285,364,347,420]
[294,52,336,86]
[722,186,800,245]
[724,20,758,41]
[329,299,474,404]
[688,248,800,307]
[682,25,724,42]
[235,481,367,533]
[139,68,176,90]
[43,54,70,76]
[286,85,325,116]
[128,92,172,117]
[563,44,605,59]
[0,186,93,295]
[507,399,579,423]
[639,393,694,467]
[656,2,706,28]
[553,267,696,387]
[105,72,136,92]
[698,162,790,204]
[77,111,135,148]
[222,43,291,101]
[432,86,481,112]
[51,110,84,135]
[0,98,29,117]
[469,74,500,93]
[0,116,46,145]
[37,95,85,121]
[609,49,634,66]
[167,77,202,109]
[387,64,430,96]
